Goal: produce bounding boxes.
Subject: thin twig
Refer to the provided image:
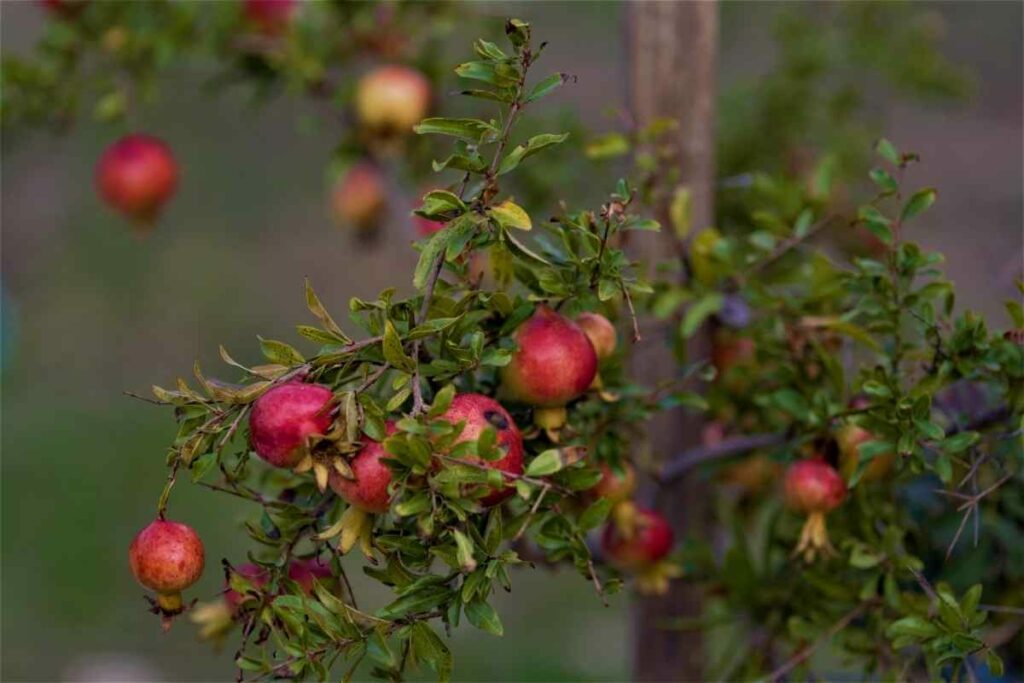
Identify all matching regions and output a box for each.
[620,280,641,343]
[513,484,550,541]
[768,601,874,682]
[659,433,788,484]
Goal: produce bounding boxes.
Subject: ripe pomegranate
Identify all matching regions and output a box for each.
[441,393,524,506]
[501,306,598,408]
[329,422,397,514]
[331,163,387,233]
[243,0,296,34]
[249,383,334,468]
[836,397,894,483]
[287,557,333,593]
[601,508,674,571]
[129,519,205,614]
[783,459,847,562]
[96,134,178,226]
[592,461,636,504]
[355,65,431,136]
[576,312,617,361]
[223,563,269,613]
[837,423,895,482]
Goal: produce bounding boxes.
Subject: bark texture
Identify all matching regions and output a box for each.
[627,2,718,681]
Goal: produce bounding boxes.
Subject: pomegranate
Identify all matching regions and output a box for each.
[783,459,847,562]
[329,422,397,514]
[355,65,431,136]
[287,557,333,593]
[441,393,524,506]
[96,134,178,226]
[243,0,296,34]
[224,563,269,613]
[249,383,334,468]
[576,312,617,361]
[711,332,755,376]
[331,163,387,232]
[836,397,894,483]
[129,519,205,614]
[601,508,674,571]
[39,0,87,17]
[415,214,445,238]
[592,461,636,504]
[500,306,598,408]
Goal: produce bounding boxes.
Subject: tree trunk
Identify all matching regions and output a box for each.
[627,2,718,681]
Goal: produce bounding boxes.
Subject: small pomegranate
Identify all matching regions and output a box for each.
[441,393,524,506]
[287,557,333,593]
[837,424,895,483]
[129,519,205,616]
[96,134,178,227]
[355,65,431,136]
[501,306,598,409]
[331,163,387,233]
[836,397,894,483]
[249,383,334,468]
[601,508,674,571]
[329,422,397,514]
[783,459,847,562]
[224,563,269,613]
[592,461,636,504]
[243,0,297,34]
[576,312,617,361]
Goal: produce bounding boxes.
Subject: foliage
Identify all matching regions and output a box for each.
[3,4,1021,682]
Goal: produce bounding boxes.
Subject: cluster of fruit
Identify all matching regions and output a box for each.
[128,304,677,627]
[71,0,431,238]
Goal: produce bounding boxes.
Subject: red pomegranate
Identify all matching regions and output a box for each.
[441,393,524,506]
[592,461,636,504]
[96,134,178,225]
[783,459,847,562]
[576,312,617,361]
[329,422,397,514]
[129,519,205,614]
[601,508,674,571]
[500,306,598,408]
[223,563,269,613]
[249,383,334,468]
[331,163,387,232]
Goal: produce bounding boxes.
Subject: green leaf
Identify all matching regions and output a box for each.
[914,418,946,441]
[585,132,630,160]
[876,138,900,165]
[579,497,613,531]
[869,167,898,193]
[887,615,940,640]
[414,117,496,143]
[680,294,723,338]
[772,389,811,421]
[525,448,563,477]
[452,529,477,572]
[305,279,349,341]
[901,188,937,222]
[418,190,466,219]
[498,133,569,175]
[258,336,305,365]
[409,623,453,683]
[526,73,569,103]
[502,229,551,265]
[465,598,504,636]
[376,585,450,619]
[488,200,532,231]
[382,320,415,372]
[455,60,519,87]
[858,205,893,245]
[941,431,980,453]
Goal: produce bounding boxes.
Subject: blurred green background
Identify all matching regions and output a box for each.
[1,1,1020,681]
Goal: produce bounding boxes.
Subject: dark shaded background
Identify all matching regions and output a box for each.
[2,2,1020,680]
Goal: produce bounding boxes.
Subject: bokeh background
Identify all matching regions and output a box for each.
[2,1,1021,681]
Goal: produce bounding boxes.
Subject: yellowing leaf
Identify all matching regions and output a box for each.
[489,200,532,231]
